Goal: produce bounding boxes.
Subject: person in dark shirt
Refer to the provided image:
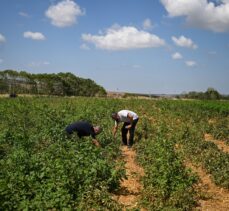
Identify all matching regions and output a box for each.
[65,121,102,146]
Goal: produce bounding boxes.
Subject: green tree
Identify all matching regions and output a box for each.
[205,87,221,100]
[0,70,106,97]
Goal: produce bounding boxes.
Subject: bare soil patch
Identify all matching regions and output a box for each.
[208,119,217,124]
[204,133,229,153]
[113,146,145,210]
[185,162,229,211]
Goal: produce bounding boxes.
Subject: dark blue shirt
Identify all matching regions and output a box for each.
[65,121,96,138]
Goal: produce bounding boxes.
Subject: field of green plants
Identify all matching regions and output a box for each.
[0,97,228,210]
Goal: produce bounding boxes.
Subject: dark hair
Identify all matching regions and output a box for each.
[111,112,117,119]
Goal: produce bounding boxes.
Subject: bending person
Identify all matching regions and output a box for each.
[111,110,139,148]
[65,120,102,147]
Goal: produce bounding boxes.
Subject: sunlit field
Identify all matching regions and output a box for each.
[1,97,228,210]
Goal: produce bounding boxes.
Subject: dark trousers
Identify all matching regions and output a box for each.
[121,118,139,146]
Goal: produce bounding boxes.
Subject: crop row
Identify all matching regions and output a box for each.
[153,100,229,189]
[0,97,125,210]
[131,99,228,210]
[136,121,198,210]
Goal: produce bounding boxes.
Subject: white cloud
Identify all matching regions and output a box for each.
[80,43,90,50]
[143,18,153,30]
[82,25,165,51]
[45,0,84,27]
[172,52,183,59]
[172,36,198,49]
[19,12,29,17]
[185,60,197,67]
[0,33,6,43]
[23,31,46,40]
[161,0,229,32]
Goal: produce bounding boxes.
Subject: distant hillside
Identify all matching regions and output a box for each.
[0,70,106,97]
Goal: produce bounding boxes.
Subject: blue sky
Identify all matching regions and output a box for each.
[0,0,229,94]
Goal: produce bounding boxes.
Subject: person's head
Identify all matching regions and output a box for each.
[111,112,119,121]
[93,126,102,135]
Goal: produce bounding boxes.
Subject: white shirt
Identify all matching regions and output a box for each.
[115,110,138,126]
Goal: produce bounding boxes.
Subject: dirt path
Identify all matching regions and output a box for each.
[113,146,145,210]
[185,162,229,211]
[204,133,229,153]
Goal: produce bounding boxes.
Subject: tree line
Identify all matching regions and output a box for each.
[0,70,106,97]
[181,88,229,100]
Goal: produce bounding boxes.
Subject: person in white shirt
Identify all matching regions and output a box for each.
[111,110,139,148]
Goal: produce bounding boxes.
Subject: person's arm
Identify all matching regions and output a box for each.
[90,127,100,147]
[113,121,118,137]
[125,113,134,129]
[113,125,118,137]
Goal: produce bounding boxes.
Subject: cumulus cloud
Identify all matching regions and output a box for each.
[23,31,46,40]
[161,0,229,32]
[185,60,197,67]
[223,0,229,3]
[172,35,198,49]
[45,0,84,27]
[172,52,183,59]
[0,33,6,43]
[82,25,165,51]
[143,18,153,30]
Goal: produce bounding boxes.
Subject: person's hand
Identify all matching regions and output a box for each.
[93,139,101,147]
[95,142,101,147]
[125,125,131,129]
